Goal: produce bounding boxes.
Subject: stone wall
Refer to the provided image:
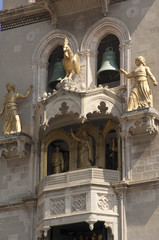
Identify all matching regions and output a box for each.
[0,208,34,240]
[0,156,33,203]
[131,134,159,181]
[126,187,159,240]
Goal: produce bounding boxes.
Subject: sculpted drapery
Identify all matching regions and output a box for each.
[120,56,158,111]
[0,83,33,134]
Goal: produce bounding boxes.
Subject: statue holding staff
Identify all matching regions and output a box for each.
[71,129,93,168]
[120,56,158,111]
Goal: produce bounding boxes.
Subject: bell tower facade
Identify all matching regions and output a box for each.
[1,1,159,240]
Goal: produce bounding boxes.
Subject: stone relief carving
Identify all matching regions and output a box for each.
[72,193,86,212]
[97,193,114,211]
[121,108,159,136]
[50,197,65,215]
[0,134,32,160]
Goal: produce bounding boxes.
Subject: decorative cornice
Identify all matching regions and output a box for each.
[0,4,51,31]
[112,178,159,192]
[0,0,127,31]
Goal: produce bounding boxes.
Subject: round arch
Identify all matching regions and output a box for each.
[80,17,131,89]
[32,29,79,101]
[102,120,121,171]
[81,17,131,51]
[40,128,73,179]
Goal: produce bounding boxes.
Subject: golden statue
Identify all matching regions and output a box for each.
[62,38,80,81]
[120,56,158,111]
[0,83,33,135]
[71,129,93,168]
[51,146,64,174]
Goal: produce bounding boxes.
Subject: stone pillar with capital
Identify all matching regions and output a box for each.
[120,119,132,181]
[114,184,128,240]
[82,50,98,90]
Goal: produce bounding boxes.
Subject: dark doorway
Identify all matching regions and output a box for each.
[49,222,107,240]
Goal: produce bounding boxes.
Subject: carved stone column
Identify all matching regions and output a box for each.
[120,131,132,181]
[114,185,127,240]
[119,40,131,86]
[31,62,49,101]
[119,40,131,107]
[85,50,98,89]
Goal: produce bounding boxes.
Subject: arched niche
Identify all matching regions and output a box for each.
[97,34,120,88]
[84,95,122,119]
[81,17,131,89]
[47,140,69,176]
[48,45,65,91]
[72,123,99,169]
[32,29,79,101]
[102,120,121,171]
[40,128,73,180]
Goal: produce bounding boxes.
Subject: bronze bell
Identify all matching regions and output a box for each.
[48,60,66,89]
[97,47,119,85]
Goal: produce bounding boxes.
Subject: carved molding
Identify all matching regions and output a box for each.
[39,100,83,137]
[0,0,128,31]
[81,17,131,52]
[0,133,33,160]
[121,107,159,136]
[36,0,57,27]
[0,5,50,31]
[101,0,110,16]
[86,100,118,121]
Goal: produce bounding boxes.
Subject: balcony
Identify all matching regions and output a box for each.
[35,168,120,237]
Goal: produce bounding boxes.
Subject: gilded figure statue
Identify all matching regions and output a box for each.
[71,129,93,168]
[51,146,64,174]
[0,83,33,135]
[62,38,80,81]
[120,56,158,111]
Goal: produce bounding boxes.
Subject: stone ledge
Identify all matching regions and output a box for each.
[36,168,121,196]
[120,107,159,135]
[112,178,159,192]
[0,4,50,31]
[0,196,37,212]
[0,133,33,160]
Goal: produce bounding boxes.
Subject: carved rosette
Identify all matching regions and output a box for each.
[71,193,86,212]
[50,197,65,215]
[97,193,114,211]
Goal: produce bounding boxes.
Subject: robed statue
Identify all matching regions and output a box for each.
[0,83,33,135]
[71,129,93,168]
[120,56,158,111]
[51,146,64,174]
